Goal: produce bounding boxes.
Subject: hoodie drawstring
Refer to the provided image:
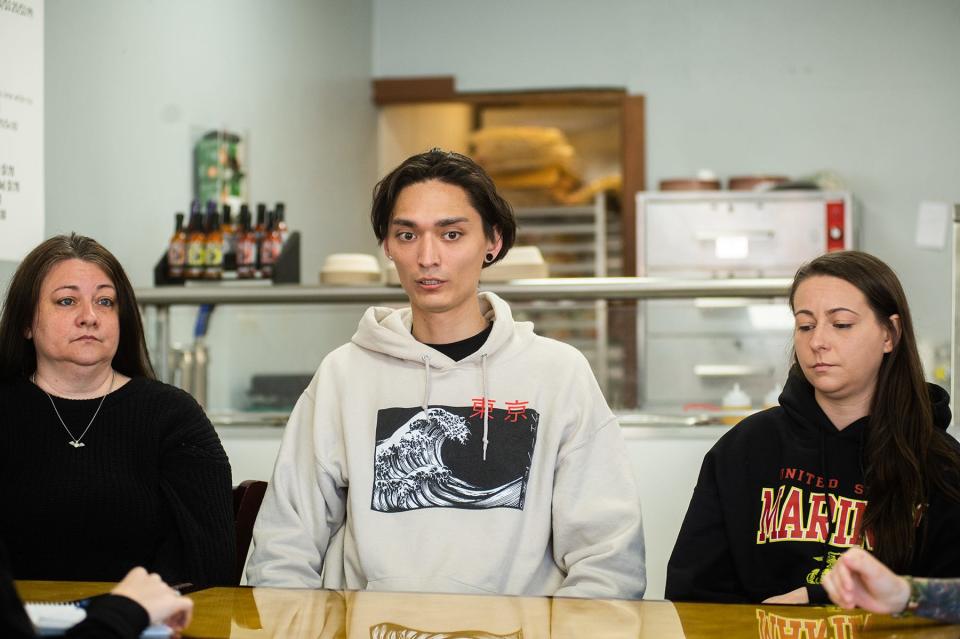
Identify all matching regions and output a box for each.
[481,354,489,461]
[420,354,431,413]
[421,352,491,462]
[819,426,831,581]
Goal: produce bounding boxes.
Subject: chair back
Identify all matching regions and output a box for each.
[233,479,268,585]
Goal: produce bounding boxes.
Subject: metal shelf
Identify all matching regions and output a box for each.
[513,205,596,218]
[139,276,793,399]
[536,240,623,253]
[517,223,597,235]
[136,277,793,306]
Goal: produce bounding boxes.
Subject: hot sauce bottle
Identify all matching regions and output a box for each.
[260,211,282,279]
[204,210,224,280]
[254,203,267,276]
[167,212,187,279]
[185,201,207,279]
[221,203,237,273]
[236,207,259,279]
[275,201,290,244]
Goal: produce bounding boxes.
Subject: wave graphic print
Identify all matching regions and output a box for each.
[371,623,521,639]
[372,408,523,512]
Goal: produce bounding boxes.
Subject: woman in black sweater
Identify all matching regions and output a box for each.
[0,233,234,588]
[666,251,960,604]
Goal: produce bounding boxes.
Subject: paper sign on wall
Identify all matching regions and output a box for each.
[915,201,949,251]
[0,0,44,261]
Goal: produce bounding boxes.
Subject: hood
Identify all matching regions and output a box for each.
[350,291,533,368]
[779,366,953,437]
[929,383,952,431]
[778,367,867,442]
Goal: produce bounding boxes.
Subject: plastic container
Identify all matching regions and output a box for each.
[479,246,549,282]
[722,383,752,426]
[763,384,783,409]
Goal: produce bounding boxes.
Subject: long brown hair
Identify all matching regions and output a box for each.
[789,250,960,571]
[0,233,155,382]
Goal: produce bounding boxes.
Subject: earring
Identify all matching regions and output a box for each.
[484,253,494,263]
[387,255,394,261]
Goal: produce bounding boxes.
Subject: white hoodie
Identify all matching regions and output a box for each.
[247,292,645,598]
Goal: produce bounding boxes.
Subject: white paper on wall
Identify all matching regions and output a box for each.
[0,0,44,261]
[915,201,950,251]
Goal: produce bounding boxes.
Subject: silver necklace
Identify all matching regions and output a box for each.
[34,371,115,449]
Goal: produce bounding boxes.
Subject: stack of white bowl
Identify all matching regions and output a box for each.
[319,254,382,286]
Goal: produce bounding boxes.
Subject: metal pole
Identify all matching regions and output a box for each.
[593,193,609,395]
[156,305,170,383]
[952,204,960,424]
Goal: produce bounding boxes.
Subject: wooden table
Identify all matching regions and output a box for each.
[16,581,957,638]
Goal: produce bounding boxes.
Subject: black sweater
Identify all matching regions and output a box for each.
[0,377,234,588]
[666,370,960,604]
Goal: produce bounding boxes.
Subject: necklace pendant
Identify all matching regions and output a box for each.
[68,440,85,449]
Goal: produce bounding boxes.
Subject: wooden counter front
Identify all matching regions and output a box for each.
[16,581,956,638]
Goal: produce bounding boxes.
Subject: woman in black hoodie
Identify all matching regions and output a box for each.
[666,250,960,604]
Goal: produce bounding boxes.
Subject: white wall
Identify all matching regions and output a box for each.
[372,0,960,349]
[0,263,15,295]
[372,0,960,600]
[45,0,378,287]
[41,1,379,408]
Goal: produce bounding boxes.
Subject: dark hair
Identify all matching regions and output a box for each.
[370,148,517,266]
[0,233,155,382]
[789,250,960,571]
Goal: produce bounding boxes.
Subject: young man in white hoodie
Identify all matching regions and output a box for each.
[247,149,645,599]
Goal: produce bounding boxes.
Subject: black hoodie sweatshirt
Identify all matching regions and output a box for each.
[665,369,960,604]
